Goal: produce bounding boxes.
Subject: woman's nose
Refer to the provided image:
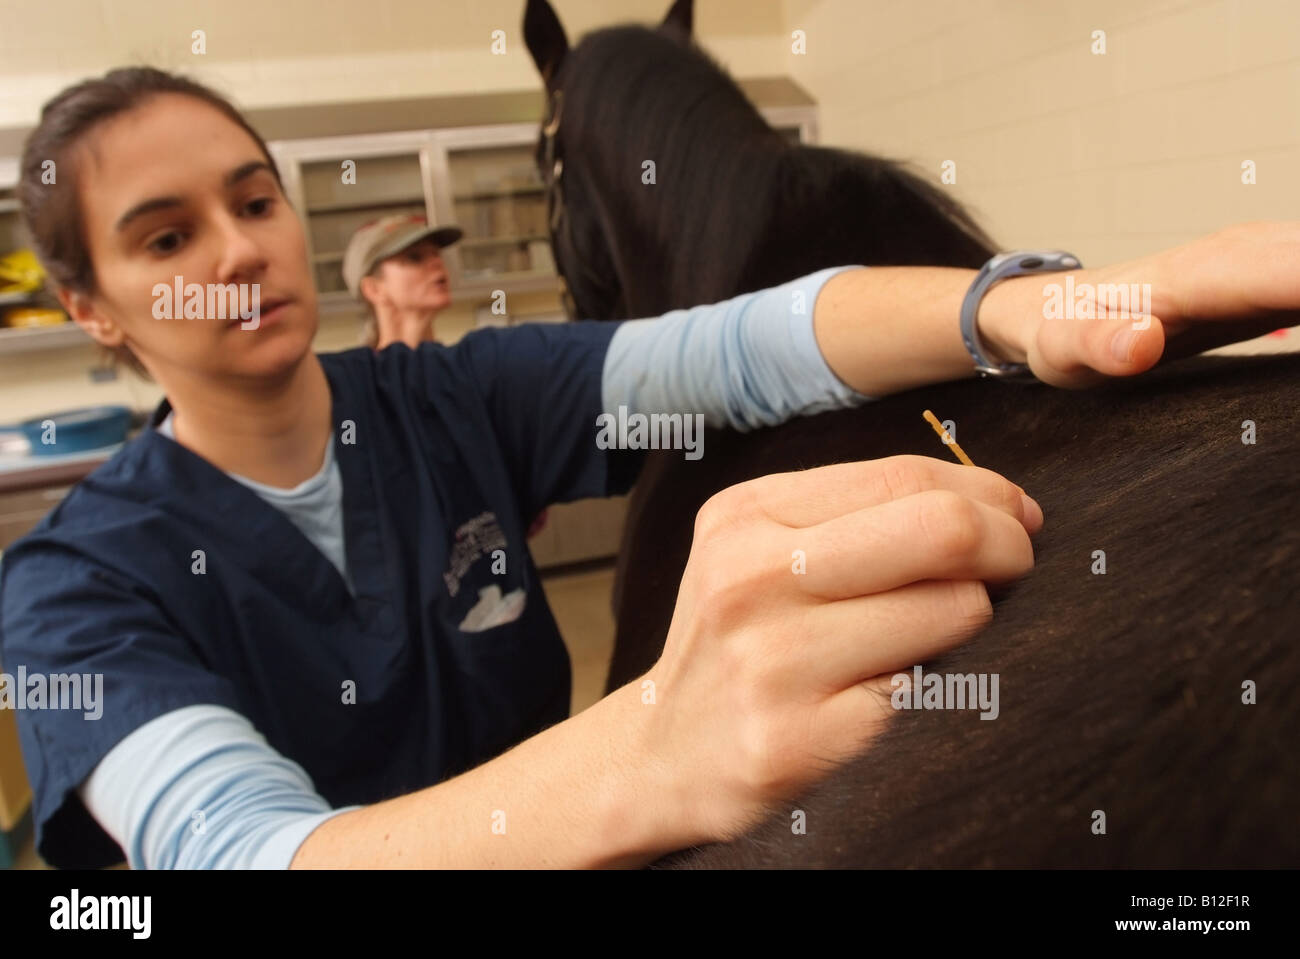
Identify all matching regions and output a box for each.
[213,213,268,284]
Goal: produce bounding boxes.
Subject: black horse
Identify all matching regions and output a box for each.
[522,0,1300,867]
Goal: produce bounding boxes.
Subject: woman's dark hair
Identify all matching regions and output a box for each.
[17,67,283,374]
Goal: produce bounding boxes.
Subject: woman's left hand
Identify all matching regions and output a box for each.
[992,221,1300,388]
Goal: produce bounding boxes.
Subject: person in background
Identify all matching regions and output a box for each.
[342,214,461,350]
[343,213,549,539]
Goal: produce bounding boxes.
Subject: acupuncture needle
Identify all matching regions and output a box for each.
[922,409,975,467]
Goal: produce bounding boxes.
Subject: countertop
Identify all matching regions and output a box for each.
[0,443,123,495]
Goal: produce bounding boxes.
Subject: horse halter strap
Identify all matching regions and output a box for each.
[541,89,577,319]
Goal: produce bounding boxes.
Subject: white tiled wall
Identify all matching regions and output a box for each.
[780,0,1300,263]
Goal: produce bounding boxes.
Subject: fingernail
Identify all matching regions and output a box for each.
[1020,492,1044,528]
[1111,328,1141,364]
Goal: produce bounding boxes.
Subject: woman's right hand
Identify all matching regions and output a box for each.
[634,455,1043,844]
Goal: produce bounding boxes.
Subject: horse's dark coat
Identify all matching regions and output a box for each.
[523,1,1299,866]
[610,354,1300,867]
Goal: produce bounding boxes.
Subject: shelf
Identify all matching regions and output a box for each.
[459,234,548,249]
[306,230,551,259]
[0,323,89,355]
[456,269,560,295]
[305,196,425,215]
[311,269,560,313]
[0,290,46,306]
[453,185,545,202]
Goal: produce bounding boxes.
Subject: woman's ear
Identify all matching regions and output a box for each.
[57,287,126,347]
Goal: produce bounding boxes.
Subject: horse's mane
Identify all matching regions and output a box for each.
[559,25,781,314]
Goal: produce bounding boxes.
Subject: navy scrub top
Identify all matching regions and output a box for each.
[0,320,645,869]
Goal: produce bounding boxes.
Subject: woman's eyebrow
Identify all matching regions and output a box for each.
[115,195,182,233]
[224,160,275,189]
[114,161,276,233]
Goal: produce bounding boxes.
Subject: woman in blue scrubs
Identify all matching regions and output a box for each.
[2,67,1296,869]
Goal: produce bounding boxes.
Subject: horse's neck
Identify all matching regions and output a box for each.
[597,138,787,316]
[602,141,998,318]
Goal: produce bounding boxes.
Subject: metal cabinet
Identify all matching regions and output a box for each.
[267,104,817,317]
[429,124,557,295]
[270,123,562,314]
[270,131,440,306]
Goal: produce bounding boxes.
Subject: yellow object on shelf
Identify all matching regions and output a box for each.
[1,307,67,328]
[0,248,45,293]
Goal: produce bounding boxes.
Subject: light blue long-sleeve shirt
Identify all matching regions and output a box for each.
[77,265,869,869]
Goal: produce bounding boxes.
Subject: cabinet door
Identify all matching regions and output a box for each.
[271,133,438,303]
[428,125,557,297]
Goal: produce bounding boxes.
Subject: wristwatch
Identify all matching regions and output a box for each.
[961,250,1083,380]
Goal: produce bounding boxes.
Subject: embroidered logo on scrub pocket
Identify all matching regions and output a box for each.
[444,511,506,597]
[444,510,527,632]
[458,584,527,632]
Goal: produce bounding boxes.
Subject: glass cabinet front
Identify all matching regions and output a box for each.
[270,108,813,307]
[298,151,429,296]
[440,141,554,287]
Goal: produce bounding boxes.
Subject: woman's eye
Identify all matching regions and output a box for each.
[244,196,274,216]
[146,231,185,255]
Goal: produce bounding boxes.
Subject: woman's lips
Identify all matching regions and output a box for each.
[227,298,291,329]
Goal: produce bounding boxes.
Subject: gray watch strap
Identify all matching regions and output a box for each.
[961,250,1082,379]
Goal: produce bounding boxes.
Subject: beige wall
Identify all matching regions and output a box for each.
[4,0,1298,422]
[0,0,786,125]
